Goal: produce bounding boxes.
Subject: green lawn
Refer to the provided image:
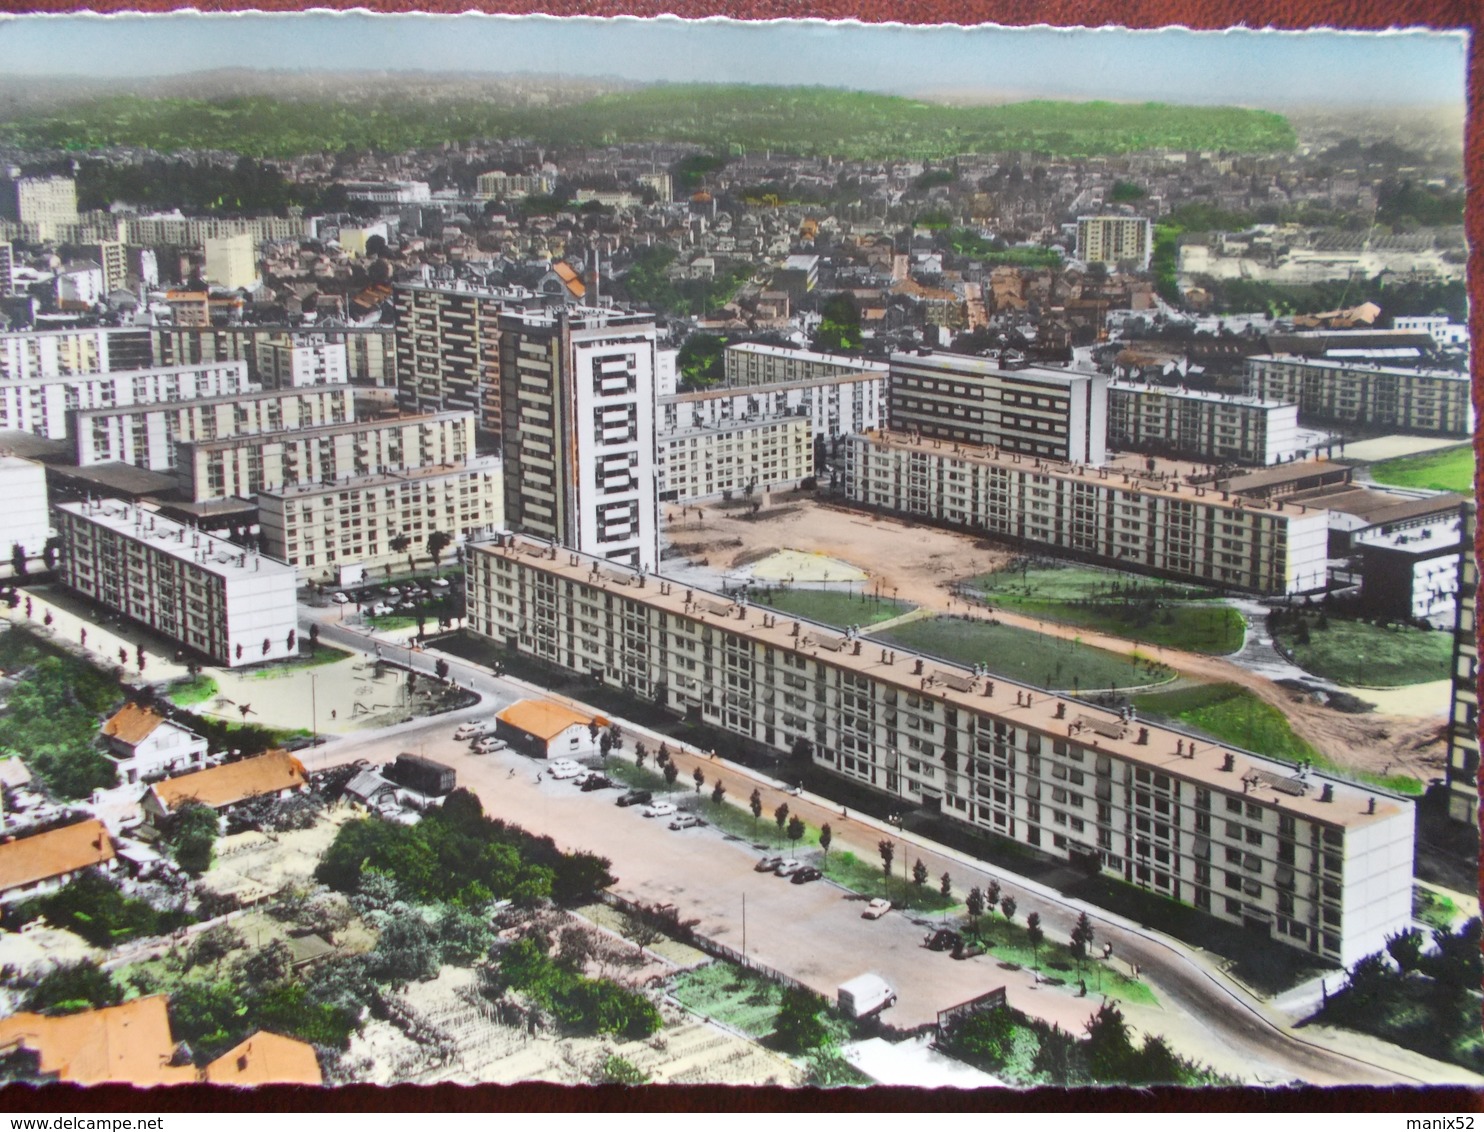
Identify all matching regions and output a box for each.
[818,849,957,913]
[367,615,418,632]
[750,588,914,630]
[961,916,1157,1006]
[166,674,218,706]
[872,617,1175,693]
[1271,613,1453,688]
[670,962,784,1038]
[248,642,352,679]
[1132,683,1424,795]
[973,565,1244,655]
[1368,445,1475,494]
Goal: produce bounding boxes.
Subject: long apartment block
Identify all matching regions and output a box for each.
[0,327,153,382]
[150,326,391,387]
[57,500,298,669]
[1446,502,1479,826]
[723,342,889,389]
[1244,355,1473,436]
[466,531,1413,967]
[658,417,813,503]
[663,367,884,440]
[888,353,1109,465]
[174,411,475,503]
[1108,381,1302,466]
[0,362,253,441]
[845,431,1329,595]
[257,455,504,576]
[72,386,355,472]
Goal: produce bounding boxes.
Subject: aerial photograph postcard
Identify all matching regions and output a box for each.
[0,10,1473,1099]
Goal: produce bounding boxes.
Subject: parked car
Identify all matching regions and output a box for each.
[923,928,961,952]
[774,859,804,878]
[431,578,451,588]
[472,736,508,754]
[331,592,349,604]
[386,586,402,596]
[668,813,703,830]
[548,760,583,780]
[642,801,678,819]
[754,856,784,873]
[790,866,823,885]
[616,790,652,808]
[861,898,893,920]
[453,721,487,740]
[371,602,394,617]
[579,774,614,792]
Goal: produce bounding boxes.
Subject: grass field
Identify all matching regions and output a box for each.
[872,617,1175,692]
[249,642,353,678]
[974,565,1243,655]
[1270,613,1453,687]
[1367,445,1475,494]
[818,849,957,913]
[962,916,1157,1006]
[166,674,218,706]
[1132,682,1424,795]
[669,962,784,1038]
[750,588,913,630]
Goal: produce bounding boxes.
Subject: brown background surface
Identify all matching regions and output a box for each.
[0,0,1478,1112]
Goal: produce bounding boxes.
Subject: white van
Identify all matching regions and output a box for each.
[837,974,897,1019]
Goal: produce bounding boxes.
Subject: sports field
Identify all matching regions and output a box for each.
[1367,444,1475,494]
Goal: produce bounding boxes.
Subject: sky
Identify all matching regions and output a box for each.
[0,14,1466,108]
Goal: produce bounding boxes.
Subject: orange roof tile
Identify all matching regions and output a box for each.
[0,997,197,1087]
[0,819,115,895]
[497,699,594,742]
[102,702,165,746]
[204,1031,322,1087]
[552,261,586,298]
[150,750,306,813]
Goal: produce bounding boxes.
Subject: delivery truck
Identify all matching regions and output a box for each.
[837,973,897,1019]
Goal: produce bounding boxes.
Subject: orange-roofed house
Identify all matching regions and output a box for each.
[0,818,116,906]
[142,749,308,827]
[203,1031,323,1087]
[0,996,321,1087]
[494,699,600,760]
[102,702,209,785]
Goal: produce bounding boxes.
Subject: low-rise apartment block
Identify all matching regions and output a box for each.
[149,326,390,386]
[1108,381,1303,466]
[665,364,884,441]
[71,386,355,471]
[844,431,1329,595]
[175,410,475,503]
[723,343,888,389]
[0,361,253,441]
[889,353,1109,466]
[57,499,297,668]
[256,336,350,388]
[257,455,503,577]
[658,417,812,503]
[465,531,1413,967]
[1244,355,1473,436]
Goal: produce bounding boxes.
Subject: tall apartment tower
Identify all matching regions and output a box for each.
[499,308,660,571]
[1446,501,1479,825]
[203,233,258,290]
[1076,215,1153,270]
[393,281,506,433]
[8,176,78,239]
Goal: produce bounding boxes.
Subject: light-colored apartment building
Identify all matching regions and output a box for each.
[723,343,888,389]
[256,336,349,388]
[149,326,388,387]
[0,361,252,441]
[394,281,512,431]
[0,327,153,383]
[475,171,555,199]
[1244,355,1473,436]
[662,370,884,441]
[123,212,307,249]
[889,353,1110,466]
[845,431,1329,595]
[499,308,660,572]
[11,176,79,239]
[175,410,475,503]
[257,455,503,577]
[1107,382,1303,466]
[71,386,355,472]
[202,233,258,291]
[466,531,1414,967]
[0,456,50,563]
[658,417,812,503]
[1076,215,1153,270]
[56,500,297,669]
[1446,503,1478,826]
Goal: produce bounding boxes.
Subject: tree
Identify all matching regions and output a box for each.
[878,839,895,894]
[711,780,726,806]
[594,1054,650,1086]
[939,871,953,903]
[786,815,805,857]
[818,822,832,857]
[426,530,453,572]
[187,924,245,972]
[1000,895,1017,924]
[773,802,789,847]
[749,788,763,832]
[1070,911,1095,968]
[1085,1001,1137,1083]
[772,986,829,1053]
[1026,911,1044,971]
[389,534,411,555]
[434,658,450,683]
[10,543,26,578]
[662,760,679,792]
[692,766,705,794]
[23,960,123,1016]
[911,858,929,889]
[984,879,1001,917]
[634,746,646,769]
[966,886,985,938]
[170,801,220,875]
[812,292,862,352]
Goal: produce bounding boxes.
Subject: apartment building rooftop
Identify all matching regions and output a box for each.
[727,342,887,369]
[472,531,1404,829]
[1108,379,1292,410]
[0,361,247,388]
[57,499,295,581]
[889,353,1089,389]
[1249,353,1468,381]
[659,416,811,442]
[256,453,502,499]
[181,409,471,455]
[71,384,348,419]
[665,371,884,406]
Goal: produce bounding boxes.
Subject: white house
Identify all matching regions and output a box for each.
[101,702,209,785]
[494,699,602,761]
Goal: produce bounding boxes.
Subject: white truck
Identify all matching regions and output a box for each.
[837,973,897,1019]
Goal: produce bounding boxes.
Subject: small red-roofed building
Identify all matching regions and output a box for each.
[495,699,601,760]
[142,750,308,828]
[0,818,116,906]
[102,702,209,785]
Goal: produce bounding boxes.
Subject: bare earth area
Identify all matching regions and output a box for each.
[661,499,1448,786]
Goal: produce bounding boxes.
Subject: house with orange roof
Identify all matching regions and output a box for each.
[0,995,321,1087]
[101,702,209,785]
[141,750,308,828]
[494,699,601,760]
[0,818,116,906]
